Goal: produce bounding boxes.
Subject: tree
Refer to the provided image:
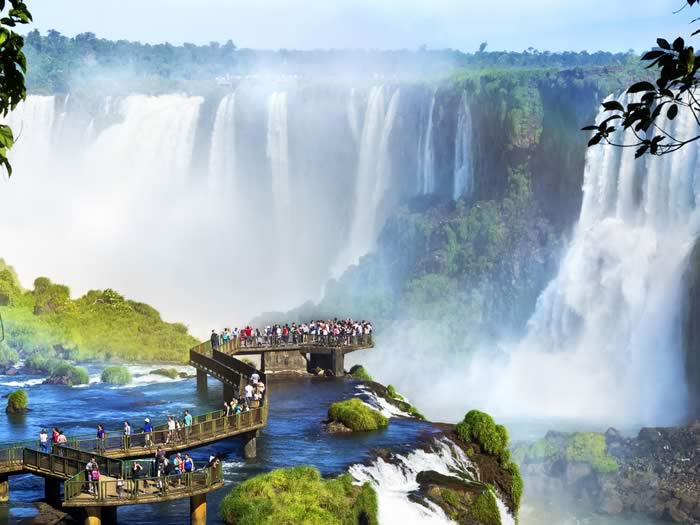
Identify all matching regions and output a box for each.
[0,1,31,176]
[585,0,700,157]
[478,42,488,53]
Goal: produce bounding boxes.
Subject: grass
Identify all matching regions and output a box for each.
[328,398,388,432]
[6,389,27,412]
[220,466,378,525]
[101,365,132,385]
[467,489,501,525]
[349,366,373,382]
[386,384,404,401]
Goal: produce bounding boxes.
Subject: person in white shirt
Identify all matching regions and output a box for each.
[39,429,48,454]
[244,383,254,405]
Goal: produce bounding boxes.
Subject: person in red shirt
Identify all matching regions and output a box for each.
[52,427,59,443]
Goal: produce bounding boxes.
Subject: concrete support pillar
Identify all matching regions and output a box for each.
[191,493,207,525]
[259,353,267,373]
[196,369,208,393]
[331,348,345,377]
[84,507,101,525]
[243,431,257,459]
[0,474,8,503]
[102,506,117,525]
[44,477,61,506]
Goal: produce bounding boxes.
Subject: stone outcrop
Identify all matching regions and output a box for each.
[517,423,700,524]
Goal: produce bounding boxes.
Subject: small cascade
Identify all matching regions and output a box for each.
[453,90,474,200]
[417,89,437,194]
[349,438,484,525]
[208,93,236,189]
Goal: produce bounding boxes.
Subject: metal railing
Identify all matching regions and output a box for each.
[194,333,374,354]
[65,408,266,455]
[21,447,122,479]
[64,462,223,504]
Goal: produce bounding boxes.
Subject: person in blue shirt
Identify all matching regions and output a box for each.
[144,418,153,448]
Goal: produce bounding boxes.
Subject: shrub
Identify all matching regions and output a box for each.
[386,384,404,401]
[455,410,509,463]
[220,466,378,525]
[48,363,89,386]
[7,389,28,413]
[349,366,373,382]
[467,489,501,525]
[101,365,132,385]
[328,398,388,432]
[565,432,619,473]
[505,461,523,512]
[151,368,179,379]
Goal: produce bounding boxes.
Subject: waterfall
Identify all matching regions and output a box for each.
[478,96,700,425]
[453,91,474,200]
[332,86,400,277]
[417,89,437,195]
[4,95,56,171]
[209,93,236,189]
[266,91,291,241]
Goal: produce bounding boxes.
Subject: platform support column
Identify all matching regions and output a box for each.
[0,474,8,502]
[331,348,345,377]
[84,507,101,525]
[44,477,61,506]
[243,430,257,459]
[191,493,207,525]
[102,506,117,525]
[196,369,208,393]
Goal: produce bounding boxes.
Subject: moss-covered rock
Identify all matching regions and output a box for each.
[565,432,619,473]
[220,466,378,525]
[454,410,522,515]
[328,398,388,432]
[6,389,27,413]
[100,365,132,385]
[151,368,179,379]
[44,363,89,386]
[349,365,373,381]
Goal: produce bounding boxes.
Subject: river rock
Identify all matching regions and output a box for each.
[325,421,352,433]
[5,366,17,376]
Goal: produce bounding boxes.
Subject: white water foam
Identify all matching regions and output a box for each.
[0,378,44,388]
[350,438,484,525]
[354,385,413,418]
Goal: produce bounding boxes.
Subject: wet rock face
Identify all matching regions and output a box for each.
[520,423,700,524]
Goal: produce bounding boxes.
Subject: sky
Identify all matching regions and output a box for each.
[25,0,695,52]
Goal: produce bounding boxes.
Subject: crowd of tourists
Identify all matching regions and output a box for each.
[82,450,221,498]
[211,318,373,348]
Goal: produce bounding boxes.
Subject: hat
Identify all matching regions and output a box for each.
[145,418,150,422]
[209,455,215,462]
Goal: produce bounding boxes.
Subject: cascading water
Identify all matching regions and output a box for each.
[477,96,700,425]
[208,93,236,189]
[453,90,474,200]
[332,86,400,276]
[417,89,437,195]
[266,91,291,228]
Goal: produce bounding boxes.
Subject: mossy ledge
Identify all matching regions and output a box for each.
[328,398,388,432]
[220,466,378,525]
[452,410,522,516]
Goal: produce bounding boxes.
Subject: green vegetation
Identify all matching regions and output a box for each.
[0,259,198,364]
[441,488,461,509]
[467,489,501,525]
[514,431,619,476]
[151,368,179,379]
[454,410,522,513]
[386,384,404,401]
[349,366,373,382]
[565,433,619,473]
[46,363,89,386]
[328,398,388,432]
[6,389,27,413]
[220,466,378,525]
[100,365,132,385]
[0,1,33,176]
